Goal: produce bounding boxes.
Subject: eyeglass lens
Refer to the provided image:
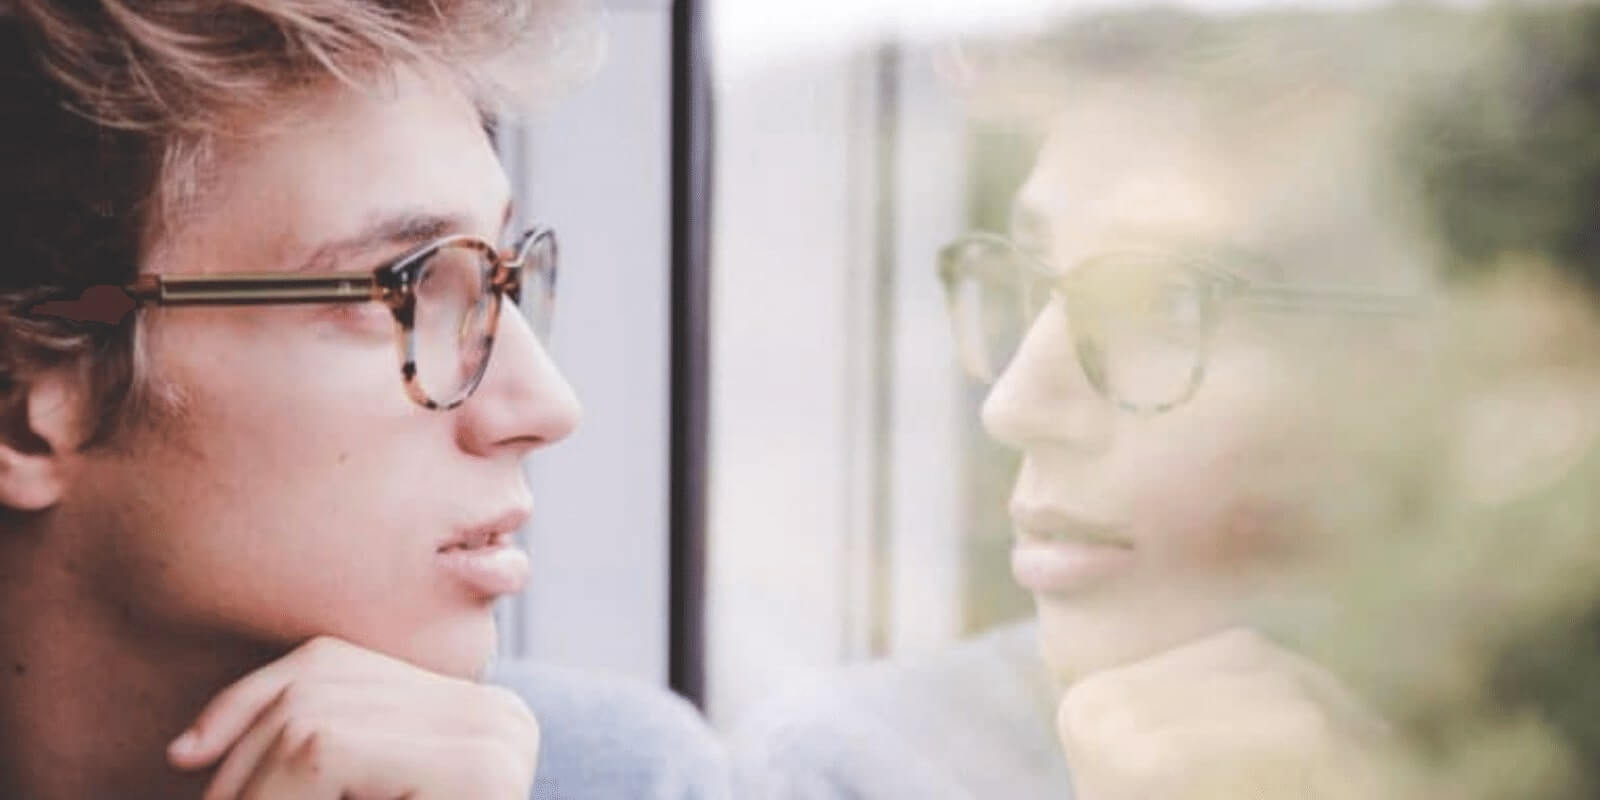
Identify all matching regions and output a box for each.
[945,237,1211,412]
[410,243,498,407]
[517,230,557,342]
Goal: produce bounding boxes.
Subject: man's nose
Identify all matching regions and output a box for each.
[981,303,1114,453]
[454,302,581,458]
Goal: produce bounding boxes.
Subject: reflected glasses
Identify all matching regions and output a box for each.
[937,232,1423,415]
[124,226,557,411]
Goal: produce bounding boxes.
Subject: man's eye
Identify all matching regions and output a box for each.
[324,301,391,329]
[1152,289,1203,324]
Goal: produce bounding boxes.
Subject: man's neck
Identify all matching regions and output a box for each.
[0,534,279,800]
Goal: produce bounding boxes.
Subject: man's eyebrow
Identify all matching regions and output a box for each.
[295,211,465,273]
[295,201,514,273]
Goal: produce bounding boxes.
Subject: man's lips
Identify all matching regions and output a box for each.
[437,529,513,554]
[1010,501,1135,595]
[1010,502,1133,548]
[435,507,533,599]
[436,507,531,554]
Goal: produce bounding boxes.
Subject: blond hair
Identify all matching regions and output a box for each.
[0,0,568,448]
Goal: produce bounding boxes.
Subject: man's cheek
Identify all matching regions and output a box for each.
[1132,443,1305,577]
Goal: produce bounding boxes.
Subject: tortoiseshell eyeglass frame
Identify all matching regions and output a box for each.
[937,231,1429,416]
[123,226,557,411]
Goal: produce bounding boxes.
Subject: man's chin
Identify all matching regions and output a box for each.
[368,612,501,680]
[433,617,500,680]
[1036,621,1146,687]
[1034,597,1223,687]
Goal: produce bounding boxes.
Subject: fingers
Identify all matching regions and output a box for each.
[235,727,525,800]
[169,637,361,771]
[236,724,366,800]
[169,665,296,771]
[1111,628,1371,711]
[200,685,319,800]
[1173,628,1389,738]
[168,635,540,800]
[1058,626,1397,800]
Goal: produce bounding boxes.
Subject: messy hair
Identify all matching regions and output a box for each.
[1402,4,1600,302]
[949,6,1475,295]
[0,0,570,449]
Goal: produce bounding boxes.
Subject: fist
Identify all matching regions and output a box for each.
[1057,628,1394,800]
[168,636,540,800]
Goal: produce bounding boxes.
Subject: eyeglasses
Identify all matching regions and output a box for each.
[122,226,558,411]
[937,232,1424,415]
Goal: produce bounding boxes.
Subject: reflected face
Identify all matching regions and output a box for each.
[983,92,1407,683]
[62,67,580,679]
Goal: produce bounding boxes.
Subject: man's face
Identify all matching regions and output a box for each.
[982,91,1411,684]
[62,68,579,679]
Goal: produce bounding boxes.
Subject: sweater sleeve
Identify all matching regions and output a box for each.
[728,622,1074,800]
[488,660,733,800]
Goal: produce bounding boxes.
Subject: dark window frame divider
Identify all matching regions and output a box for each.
[668,0,712,708]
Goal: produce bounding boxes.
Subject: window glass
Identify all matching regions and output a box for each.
[706,2,1600,798]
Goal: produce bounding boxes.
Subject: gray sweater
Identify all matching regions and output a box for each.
[730,622,1074,799]
[489,661,733,800]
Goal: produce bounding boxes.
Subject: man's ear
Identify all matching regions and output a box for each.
[0,370,86,512]
[1453,369,1600,506]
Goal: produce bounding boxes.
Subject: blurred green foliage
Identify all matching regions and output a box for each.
[950,4,1600,798]
[1403,5,1600,301]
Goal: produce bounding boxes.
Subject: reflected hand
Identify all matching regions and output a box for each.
[1056,628,1394,800]
[167,636,540,800]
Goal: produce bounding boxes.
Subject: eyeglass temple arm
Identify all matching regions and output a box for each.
[1235,284,1432,316]
[22,272,383,326]
[125,272,385,306]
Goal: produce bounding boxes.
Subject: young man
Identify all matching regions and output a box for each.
[0,2,727,798]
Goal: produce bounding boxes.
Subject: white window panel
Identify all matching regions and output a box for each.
[705,41,969,726]
[499,2,673,687]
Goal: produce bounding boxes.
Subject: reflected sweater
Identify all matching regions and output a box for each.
[730,622,1074,799]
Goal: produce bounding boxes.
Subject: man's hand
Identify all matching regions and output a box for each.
[1057,628,1395,800]
[167,636,539,800]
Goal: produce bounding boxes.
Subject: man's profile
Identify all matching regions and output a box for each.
[0,2,727,798]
